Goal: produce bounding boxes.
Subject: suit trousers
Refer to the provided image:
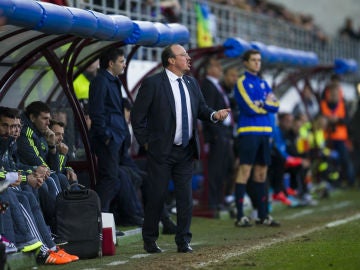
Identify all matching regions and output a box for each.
[93,138,122,212]
[142,144,194,246]
[207,134,230,209]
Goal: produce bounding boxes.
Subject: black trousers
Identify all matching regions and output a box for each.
[142,144,194,246]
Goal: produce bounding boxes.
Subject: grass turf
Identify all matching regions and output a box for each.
[32,189,360,270]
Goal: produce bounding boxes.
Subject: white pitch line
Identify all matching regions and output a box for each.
[284,209,314,219]
[193,212,360,269]
[106,260,128,266]
[326,213,360,228]
[284,200,351,220]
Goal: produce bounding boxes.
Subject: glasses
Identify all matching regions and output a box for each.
[173,52,189,58]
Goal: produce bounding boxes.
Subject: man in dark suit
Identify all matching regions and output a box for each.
[88,48,128,212]
[131,44,230,253]
[200,56,233,212]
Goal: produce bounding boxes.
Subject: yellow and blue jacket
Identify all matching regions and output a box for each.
[234,72,279,136]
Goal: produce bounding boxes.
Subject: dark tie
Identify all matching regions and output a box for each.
[177,78,189,147]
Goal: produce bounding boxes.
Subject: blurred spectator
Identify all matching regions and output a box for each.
[73,60,99,130]
[219,66,239,207]
[41,0,68,5]
[200,57,232,212]
[212,0,328,42]
[293,81,320,121]
[308,114,340,194]
[349,98,360,183]
[233,0,252,12]
[300,14,328,43]
[339,17,359,40]
[160,0,181,22]
[268,113,292,206]
[220,66,240,123]
[320,82,355,187]
[284,114,313,204]
[73,60,99,103]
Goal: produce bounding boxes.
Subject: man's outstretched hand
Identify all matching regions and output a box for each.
[213,108,231,121]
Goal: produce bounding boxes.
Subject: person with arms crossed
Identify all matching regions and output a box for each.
[233,49,280,227]
[131,44,229,253]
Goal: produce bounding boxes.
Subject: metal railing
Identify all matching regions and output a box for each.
[68,0,360,78]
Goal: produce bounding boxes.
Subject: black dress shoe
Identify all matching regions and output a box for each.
[177,243,193,253]
[144,242,162,253]
[116,230,125,236]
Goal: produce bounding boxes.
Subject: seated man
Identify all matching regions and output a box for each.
[16,101,69,230]
[0,106,78,264]
[49,119,78,184]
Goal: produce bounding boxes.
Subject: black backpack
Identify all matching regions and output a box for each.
[56,184,102,259]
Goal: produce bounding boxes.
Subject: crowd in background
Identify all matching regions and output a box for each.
[43,0,360,44]
[212,0,328,42]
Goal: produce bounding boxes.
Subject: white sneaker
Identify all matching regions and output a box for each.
[234,216,252,227]
[0,235,18,254]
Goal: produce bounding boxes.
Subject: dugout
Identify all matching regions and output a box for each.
[0,0,189,188]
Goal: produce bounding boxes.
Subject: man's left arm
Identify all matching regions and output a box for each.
[262,83,280,113]
[191,77,229,122]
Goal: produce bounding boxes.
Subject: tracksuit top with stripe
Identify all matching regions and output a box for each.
[0,136,34,183]
[234,71,279,136]
[16,113,59,172]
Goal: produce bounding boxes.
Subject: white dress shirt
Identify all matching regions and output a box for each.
[165,69,193,145]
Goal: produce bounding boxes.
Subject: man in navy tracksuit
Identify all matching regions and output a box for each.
[233,49,280,227]
[88,48,128,212]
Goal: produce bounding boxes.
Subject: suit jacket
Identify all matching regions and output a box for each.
[131,70,215,163]
[89,69,127,145]
[201,78,230,142]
